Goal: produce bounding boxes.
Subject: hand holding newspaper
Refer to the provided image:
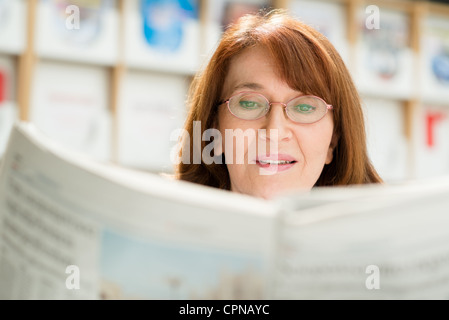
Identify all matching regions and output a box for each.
[0,122,449,300]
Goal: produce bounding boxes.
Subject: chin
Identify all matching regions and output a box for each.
[249,186,291,200]
[253,183,313,200]
[252,191,276,200]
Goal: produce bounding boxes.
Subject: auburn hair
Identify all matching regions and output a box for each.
[176,9,382,189]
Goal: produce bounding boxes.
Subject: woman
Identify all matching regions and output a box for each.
[175,9,382,199]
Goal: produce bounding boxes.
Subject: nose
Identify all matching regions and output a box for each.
[260,102,293,142]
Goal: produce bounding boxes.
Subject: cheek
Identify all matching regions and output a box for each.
[293,122,334,158]
[218,111,257,156]
[218,108,252,133]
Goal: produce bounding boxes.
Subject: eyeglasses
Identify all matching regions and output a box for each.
[219,91,333,124]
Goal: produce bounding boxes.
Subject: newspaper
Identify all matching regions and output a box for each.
[0,122,277,299]
[1,122,449,300]
[272,182,449,299]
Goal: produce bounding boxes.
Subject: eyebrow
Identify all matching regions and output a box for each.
[233,82,264,91]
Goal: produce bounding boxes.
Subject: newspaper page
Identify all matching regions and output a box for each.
[271,180,449,299]
[0,122,277,300]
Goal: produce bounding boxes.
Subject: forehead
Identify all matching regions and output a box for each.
[230,46,272,68]
[222,47,280,95]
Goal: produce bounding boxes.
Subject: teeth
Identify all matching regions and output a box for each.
[259,160,294,165]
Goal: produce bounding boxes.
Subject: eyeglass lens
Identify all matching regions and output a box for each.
[228,92,329,124]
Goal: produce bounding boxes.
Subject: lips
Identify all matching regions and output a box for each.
[255,154,297,172]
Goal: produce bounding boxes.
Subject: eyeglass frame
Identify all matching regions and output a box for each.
[218,91,334,124]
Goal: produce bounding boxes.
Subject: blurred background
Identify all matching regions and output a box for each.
[0,0,448,183]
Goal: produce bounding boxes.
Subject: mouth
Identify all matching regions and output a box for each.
[255,155,297,172]
[256,159,296,165]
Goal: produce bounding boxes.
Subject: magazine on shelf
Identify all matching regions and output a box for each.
[1,122,449,300]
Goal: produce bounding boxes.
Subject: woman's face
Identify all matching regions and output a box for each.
[217,47,336,199]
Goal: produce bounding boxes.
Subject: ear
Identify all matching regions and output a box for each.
[325,133,339,165]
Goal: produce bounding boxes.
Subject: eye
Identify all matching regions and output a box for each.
[293,103,316,113]
[239,100,262,110]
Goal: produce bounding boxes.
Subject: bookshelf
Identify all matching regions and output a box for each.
[0,0,448,182]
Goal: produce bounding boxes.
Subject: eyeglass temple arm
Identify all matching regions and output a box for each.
[217,99,229,106]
